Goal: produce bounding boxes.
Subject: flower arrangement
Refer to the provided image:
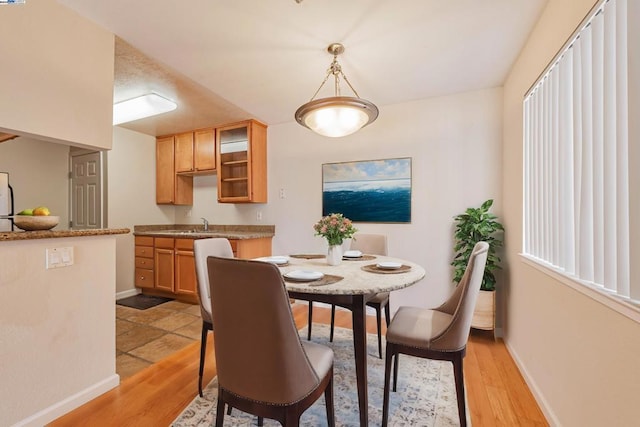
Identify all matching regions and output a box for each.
[313,213,357,246]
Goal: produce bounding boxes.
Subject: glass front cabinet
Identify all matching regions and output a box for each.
[215,119,267,203]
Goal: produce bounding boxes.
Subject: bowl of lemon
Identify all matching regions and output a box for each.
[13,207,59,231]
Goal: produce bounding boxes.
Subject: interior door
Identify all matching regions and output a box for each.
[70,151,102,229]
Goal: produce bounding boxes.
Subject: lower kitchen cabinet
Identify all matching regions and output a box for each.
[134,235,271,303]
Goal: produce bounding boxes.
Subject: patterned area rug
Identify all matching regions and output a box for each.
[172,324,465,426]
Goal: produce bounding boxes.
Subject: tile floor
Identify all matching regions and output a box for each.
[116,300,201,380]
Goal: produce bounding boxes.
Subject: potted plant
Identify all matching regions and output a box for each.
[451,199,504,331]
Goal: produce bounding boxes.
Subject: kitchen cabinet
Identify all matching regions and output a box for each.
[156,136,193,205]
[134,234,272,303]
[134,236,154,289]
[153,237,197,297]
[216,119,267,203]
[175,128,216,175]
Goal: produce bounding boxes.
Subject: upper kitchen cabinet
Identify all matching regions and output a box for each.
[216,119,267,203]
[156,136,193,205]
[175,128,216,175]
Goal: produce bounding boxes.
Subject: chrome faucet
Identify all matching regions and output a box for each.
[201,217,209,231]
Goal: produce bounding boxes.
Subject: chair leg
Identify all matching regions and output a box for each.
[382,344,395,426]
[452,353,467,427]
[384,301,391,328]
[325,374,335,427]
[393,353,399,392]
[329,304,336,342]
[307,302,313,340]
[198,322,209,397]
[375,305,383,359]
[258,416,264,426]
[215,391,226,427]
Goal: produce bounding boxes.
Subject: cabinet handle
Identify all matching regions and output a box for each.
[140,276,145,280]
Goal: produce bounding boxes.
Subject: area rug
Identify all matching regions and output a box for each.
[172,324,466,426]
[116,294,173,310]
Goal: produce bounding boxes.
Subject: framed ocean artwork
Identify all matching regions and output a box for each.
[322,158,412,223]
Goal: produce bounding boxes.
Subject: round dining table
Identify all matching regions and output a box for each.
[279,254,426,427]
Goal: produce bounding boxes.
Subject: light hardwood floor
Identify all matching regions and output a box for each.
[49,304,547,426]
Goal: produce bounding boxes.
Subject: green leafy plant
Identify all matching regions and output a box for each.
[451,199,504,291]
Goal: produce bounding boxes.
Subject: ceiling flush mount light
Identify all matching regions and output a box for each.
[113,93,177,125]
[295,43,378,138]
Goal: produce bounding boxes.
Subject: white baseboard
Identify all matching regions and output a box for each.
[504,340,559,426]
[13,374,120,427]
[115,288,140,301]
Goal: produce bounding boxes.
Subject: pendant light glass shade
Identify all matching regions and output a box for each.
[295,43,378,138]
[295,96,378,138]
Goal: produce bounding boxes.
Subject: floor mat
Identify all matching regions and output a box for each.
[116,294,173,310]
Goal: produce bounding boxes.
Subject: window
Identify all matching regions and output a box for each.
[523,0,639,304]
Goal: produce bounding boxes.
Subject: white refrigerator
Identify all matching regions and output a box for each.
[0,172,15,231]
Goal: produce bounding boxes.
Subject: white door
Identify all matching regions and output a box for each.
[70,151,102,229]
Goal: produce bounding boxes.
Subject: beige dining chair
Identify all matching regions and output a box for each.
[208,256,335,426]
[381,241,489,427]
[308,233,390,358]
[193,238,234,397]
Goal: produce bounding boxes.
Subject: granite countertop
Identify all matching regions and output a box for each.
[133,224,275,240]
[0,228,130,241]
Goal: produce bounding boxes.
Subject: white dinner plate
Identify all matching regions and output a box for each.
[376,262,402,270]
[283,270,324,281]
[343,250,363,258]
[257,256,289,265]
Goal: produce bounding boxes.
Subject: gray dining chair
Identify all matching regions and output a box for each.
[208,256,335,426]
[382,241,489,427]
[193,238,234,397]
[308,233,390,358]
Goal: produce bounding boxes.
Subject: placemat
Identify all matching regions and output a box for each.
[289,254,326,259]
[361,264,412,274]
[283,274,343,286]
[343,254,377,261]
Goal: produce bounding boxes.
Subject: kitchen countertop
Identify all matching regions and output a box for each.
[0,228,130,241]
[133,224,275,240]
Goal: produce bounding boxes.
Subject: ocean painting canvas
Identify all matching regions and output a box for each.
[322,158,411,223]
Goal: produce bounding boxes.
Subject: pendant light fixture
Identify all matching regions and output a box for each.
[295,43,378,138]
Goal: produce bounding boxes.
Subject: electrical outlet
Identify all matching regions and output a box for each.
[256,211,263,221]
[279,188,286,199]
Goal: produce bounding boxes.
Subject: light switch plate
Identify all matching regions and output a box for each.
[46,247,74,269]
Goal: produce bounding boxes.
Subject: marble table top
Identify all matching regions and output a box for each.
[273,255,426,296]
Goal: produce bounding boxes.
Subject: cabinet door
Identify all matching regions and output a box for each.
[175,249,196,296]
[156,136,175,204]
[194,128,216,173]
[155,248,175,292]
[175,132,194,173]
[216,119,267,203]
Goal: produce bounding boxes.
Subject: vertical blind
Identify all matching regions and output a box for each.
[523,0,634,301]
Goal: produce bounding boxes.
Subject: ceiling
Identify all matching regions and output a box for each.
[57,0,548,137]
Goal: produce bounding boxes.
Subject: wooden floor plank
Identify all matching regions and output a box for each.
[49,304,547,427]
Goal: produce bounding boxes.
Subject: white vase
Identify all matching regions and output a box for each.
[327,244,343,266]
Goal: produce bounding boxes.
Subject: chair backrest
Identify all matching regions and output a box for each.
[207,256,320,404]
[193,238,234,323]
[432,241,489,351]
[350,233,388,256]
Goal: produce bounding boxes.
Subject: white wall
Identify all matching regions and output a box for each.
[0,236,119,426]
[174,87,504,313]
[108,127,176,294]
[503,0,640,425]
[0,137,70,228]
[0,0,114,150]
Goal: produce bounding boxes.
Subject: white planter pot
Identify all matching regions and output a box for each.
[471,289,495,331]
[326,245,343,266]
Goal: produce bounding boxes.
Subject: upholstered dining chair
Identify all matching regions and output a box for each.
[307,233,390,358]
[207,256,335,427]
[381,241,489,427]
[193,238,234,397]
